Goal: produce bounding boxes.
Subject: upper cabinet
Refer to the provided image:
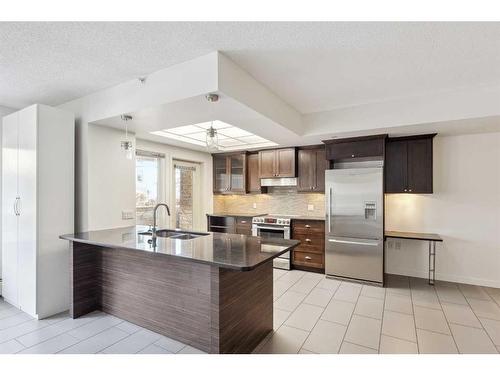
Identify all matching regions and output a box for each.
[385,134,436,194]
[247,153,266,193]
[323,135,386,161]
[213,153,247,194]
[297,147,328,192]
[258,148,296,178]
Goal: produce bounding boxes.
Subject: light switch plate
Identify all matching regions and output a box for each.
[307,204,314,211]
[252,203,257,209]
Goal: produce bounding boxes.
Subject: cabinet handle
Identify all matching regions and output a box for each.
[305,224,311,228]
[404,189,407,192]
[305,256,312,260]
[351,154,355,158]
[408,189,412,192]
[305,238,312,242]
[13,198,18,216]
[17,197,21,215]
[241,220,247,224]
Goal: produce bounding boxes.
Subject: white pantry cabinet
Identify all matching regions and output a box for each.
[2,104,74,319]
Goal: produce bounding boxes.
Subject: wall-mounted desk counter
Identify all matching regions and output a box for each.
[384,231,443,285]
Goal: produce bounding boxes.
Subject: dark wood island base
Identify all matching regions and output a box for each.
[70,241,273,354]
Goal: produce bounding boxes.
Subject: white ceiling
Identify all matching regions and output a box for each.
[2,22,500,113]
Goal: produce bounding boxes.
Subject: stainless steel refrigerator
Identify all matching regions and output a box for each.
[325,165,384,284]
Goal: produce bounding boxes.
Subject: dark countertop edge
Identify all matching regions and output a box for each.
[384,231,443,242]
[208,213,325,221]
[291,217,325,221]
[207,213,267,218]
[59,234,301,271]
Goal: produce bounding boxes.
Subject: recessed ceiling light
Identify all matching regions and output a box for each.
[151,120,278,151]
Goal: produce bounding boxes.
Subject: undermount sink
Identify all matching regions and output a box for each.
[138,229,209,240]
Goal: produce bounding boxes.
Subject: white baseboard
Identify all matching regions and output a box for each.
[387,267,500,288]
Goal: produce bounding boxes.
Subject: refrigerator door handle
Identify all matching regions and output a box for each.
[327,187,332,233]
[328,238,380,246]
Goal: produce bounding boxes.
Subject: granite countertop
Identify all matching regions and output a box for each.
[60,226,300,271]
[208,212,267,218]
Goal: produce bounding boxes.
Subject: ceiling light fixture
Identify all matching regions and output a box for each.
[120,114,134,160]
[205,93,220,152]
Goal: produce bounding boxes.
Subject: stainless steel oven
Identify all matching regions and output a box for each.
[252,216,291,270]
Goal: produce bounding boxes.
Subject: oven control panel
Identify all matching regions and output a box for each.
[252,217,291,226]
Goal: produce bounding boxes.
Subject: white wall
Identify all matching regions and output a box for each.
[385,132,500,287]
[87,124,136,230]
[136,139,213,232]
[0,105,15,283]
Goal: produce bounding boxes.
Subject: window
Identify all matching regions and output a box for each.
[136,151,164,226]
[172,160,201,230]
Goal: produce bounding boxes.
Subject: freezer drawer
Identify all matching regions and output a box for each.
[325,236,383,283]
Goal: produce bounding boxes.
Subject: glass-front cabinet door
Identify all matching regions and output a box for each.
[229,154,246,193]
[213,155,229,193]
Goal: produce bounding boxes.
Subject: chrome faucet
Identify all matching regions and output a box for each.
[152,203,171,245]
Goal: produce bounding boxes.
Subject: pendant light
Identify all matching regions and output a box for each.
[120,114,134,160]
[205,93,219,152]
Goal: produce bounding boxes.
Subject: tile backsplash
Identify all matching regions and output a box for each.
[213,187,325,217]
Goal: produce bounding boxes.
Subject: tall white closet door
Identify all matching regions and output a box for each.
[17,107,37,316]
[1,113,19,306]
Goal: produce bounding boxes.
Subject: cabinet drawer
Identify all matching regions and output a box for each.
[293,235,324,253]
[235,217,251,225]
[292,220,325,235]
[292,251,324,269]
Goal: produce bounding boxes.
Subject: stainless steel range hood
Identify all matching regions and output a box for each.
[260,177,298,187]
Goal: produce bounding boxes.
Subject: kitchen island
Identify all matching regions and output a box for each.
[60,226,299,354]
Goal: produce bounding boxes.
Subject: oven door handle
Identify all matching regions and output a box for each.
[255,225,286,231]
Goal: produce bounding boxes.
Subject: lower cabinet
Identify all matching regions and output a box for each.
[291,219,325,272]
[207,215,252,235]
[235,217,252,235]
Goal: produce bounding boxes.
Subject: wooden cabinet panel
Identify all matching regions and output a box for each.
[324,135,386,161]
[292,220,325,235]
[407,138,433,193]
[385,140,407,193]
[276,148,296,177]
[247,154,264,193]
[292,251,324,269]
[297,147,328,192]
[258,148,296,178]
[258,150,276,178]
[315,148,327,192]
[385,134,435,194]
[293,234,325,254]
[297,149,315,191]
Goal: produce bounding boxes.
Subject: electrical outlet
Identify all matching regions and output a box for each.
[307,204,314,211]
[122,210,134,220]
[252,203,257,209]
[395,241,401,250]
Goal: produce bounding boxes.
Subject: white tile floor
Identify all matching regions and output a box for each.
[1,270,500,354]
